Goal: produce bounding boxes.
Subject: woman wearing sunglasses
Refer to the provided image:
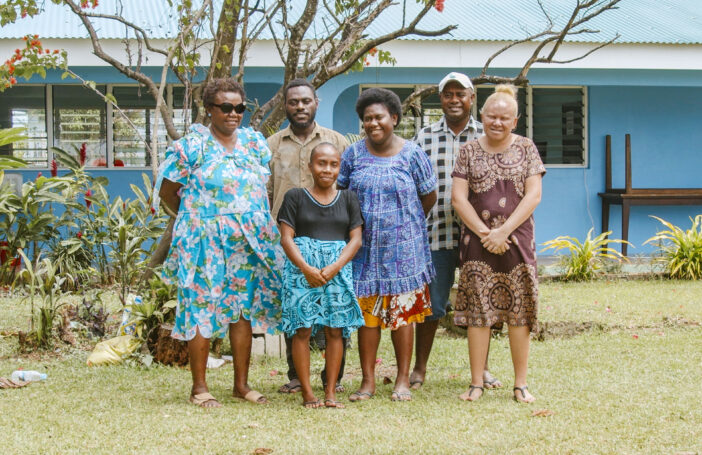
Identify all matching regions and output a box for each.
[157,78,284,408]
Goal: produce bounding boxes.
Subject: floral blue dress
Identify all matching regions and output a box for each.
[156,124,285,340]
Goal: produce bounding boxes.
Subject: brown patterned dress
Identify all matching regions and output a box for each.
[451,136,545,331]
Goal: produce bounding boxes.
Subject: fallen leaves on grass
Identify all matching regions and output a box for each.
[531,409,555,417]
[252,448,273,454]
[269,369,279,376]
[247,423,260,429]
[382,376,392,385]
[632,334,639,339]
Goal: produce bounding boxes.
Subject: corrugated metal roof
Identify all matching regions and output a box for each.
[1,0,701,45]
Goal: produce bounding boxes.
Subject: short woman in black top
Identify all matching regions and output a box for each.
[278,142,364,408]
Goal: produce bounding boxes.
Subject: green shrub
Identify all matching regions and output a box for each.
[645,215,702,280]
[540,228,630,281]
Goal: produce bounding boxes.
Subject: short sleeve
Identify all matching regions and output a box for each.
[451,141,472,180]
[345,190,364,230]
[158,139,191,185]
[337,143,356,189]
[524,138,547,178]
[408,142,437,196]
[277,188,300,230]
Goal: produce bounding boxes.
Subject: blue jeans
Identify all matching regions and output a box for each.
[427,248,460,321]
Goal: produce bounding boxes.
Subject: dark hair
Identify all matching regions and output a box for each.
[355,88,402,126]
[284,78,317,101]
[309,142,340,163]
[202,78,246,107]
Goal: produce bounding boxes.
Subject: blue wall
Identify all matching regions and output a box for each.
[6,66,702,254]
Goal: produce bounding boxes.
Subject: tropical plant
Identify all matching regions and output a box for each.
[129,276,177,349]
[644,215,702,280]
[14,249,73,348]
[540,228,630,281]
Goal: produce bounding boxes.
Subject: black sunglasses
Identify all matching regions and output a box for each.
[212,102,246,114]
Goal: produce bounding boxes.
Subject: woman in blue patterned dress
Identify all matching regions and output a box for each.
[339,88,438,402]
[157,78,284,408]
[278,142,364,409]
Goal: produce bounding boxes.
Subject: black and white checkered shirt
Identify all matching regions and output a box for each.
[413,116,483,251]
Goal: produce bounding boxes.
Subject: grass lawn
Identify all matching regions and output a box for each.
[1,280,701,454]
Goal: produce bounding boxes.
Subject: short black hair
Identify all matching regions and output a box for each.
[202,78,246,107]
[355,87,402,126]
[284,78,317,101]
[309,142,340,163]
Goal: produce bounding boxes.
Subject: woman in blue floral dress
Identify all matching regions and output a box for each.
[339,88,437,402]
[157,78,284,408]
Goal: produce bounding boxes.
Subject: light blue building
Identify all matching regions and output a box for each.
[2,0,701,253]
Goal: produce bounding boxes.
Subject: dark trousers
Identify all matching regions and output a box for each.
[285,331,348,384]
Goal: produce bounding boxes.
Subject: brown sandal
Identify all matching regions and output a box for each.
[189,392,221,408]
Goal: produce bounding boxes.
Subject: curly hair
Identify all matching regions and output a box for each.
[284,78,317,101]
[355,87,402,126]
[202,78,246,107]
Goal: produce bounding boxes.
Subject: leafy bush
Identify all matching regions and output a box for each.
[14,250,73,348]
[645,215,702,280]
[540,228,630,281]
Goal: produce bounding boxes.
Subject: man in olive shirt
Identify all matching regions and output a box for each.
[268,78,350,394]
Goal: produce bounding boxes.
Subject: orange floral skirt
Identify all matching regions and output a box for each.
[357,285,432,330]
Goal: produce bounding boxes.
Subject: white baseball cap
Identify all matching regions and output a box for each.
[438,72,474,92]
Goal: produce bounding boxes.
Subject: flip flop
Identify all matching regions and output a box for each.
[409,379,424,390]
[189,392,221,408]
[235,390,268,404]
[278,380,302,394]
[483,373,503,389]
[390,390,412,402]
[513,386,535,403]
[348,390,374,402]
[324,399,345,409]
[302,399,323,409]
[459,385,483,402]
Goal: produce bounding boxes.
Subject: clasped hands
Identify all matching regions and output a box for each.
[479,226,511,255]
[302,263,341,288]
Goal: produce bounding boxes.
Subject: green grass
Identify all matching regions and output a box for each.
[1,281,701,454]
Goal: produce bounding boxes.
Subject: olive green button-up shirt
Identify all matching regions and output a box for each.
[267,123,349,219]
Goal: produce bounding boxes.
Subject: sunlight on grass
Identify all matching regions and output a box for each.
[1,281,701,454]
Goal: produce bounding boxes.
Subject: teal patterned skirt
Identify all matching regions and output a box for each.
[282,237,364,338]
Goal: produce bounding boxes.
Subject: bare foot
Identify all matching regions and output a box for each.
[459,385,484,402]
[513,386,535,403]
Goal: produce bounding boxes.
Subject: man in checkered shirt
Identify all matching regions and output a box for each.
[410,72,502,390]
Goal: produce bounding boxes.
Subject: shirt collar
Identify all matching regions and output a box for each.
[432,115,478,135]
[281,122,321,144]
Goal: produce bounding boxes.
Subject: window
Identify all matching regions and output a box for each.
[360,84,587,166]
[531,87,586,165]
[172,86,198,136]
[53,85,107,167]
[0,86,48,166]
[111,86,169,167]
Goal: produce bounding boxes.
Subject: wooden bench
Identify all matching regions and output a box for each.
[598,134,702,256]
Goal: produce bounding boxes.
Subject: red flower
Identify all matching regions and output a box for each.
[150,207,156,215]
[84,190,93,209]
[79,143,87,166]
[14,49,21,55]
[76,232,82,239]
[8,65,14,74]
[51,159,58,177]
[36,172,43,179]
[113,159,125,167]
[10,257,21,268]
[21,10,28,18]
[44,49,50,54]
[33,34,38,40]
[9,77,16,85]
[434,0,445,12]
[53,49,59,55]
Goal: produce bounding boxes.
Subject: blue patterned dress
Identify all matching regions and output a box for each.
[338,139,437,298]
[156,124,285,340]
